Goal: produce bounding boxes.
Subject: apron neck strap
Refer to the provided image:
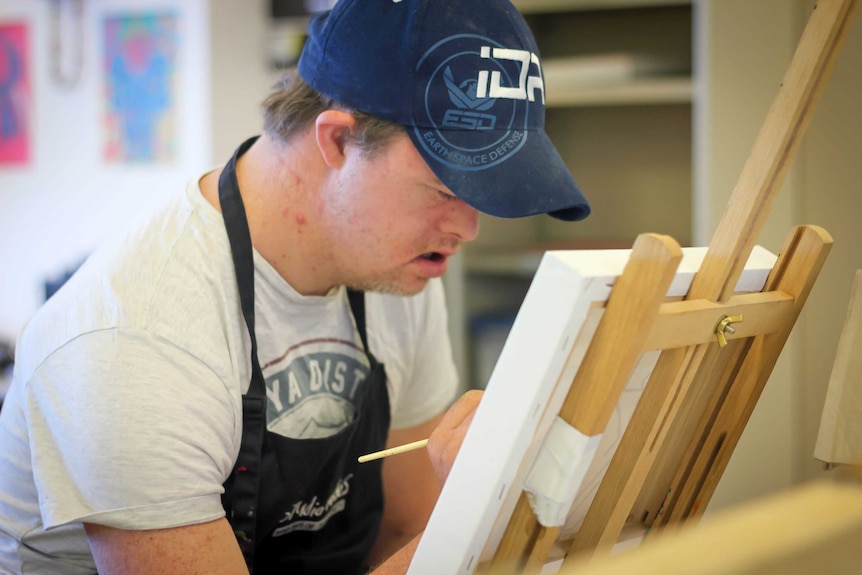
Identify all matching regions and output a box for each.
[218,136,265,398]
[347,289,369,355]
[217,136,265,572]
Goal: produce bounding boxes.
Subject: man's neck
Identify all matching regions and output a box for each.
[200,134,337,296]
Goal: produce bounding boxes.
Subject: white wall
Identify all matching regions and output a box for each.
[0,0,211,342]
[208,0,273,165]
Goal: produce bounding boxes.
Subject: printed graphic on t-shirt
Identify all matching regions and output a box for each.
[263,339,370,439]
[272,473,353,537]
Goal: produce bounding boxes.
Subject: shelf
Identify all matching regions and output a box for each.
[546,76,692,107]
[541,52,692,107]
[514,0,690,14]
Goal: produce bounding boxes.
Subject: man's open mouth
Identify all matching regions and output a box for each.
[419,252,446,262]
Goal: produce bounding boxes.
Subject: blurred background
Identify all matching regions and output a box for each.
[0,0,860,519]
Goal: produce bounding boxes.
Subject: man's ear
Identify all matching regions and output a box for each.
[315,110,357,168]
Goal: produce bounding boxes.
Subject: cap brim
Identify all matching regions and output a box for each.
[407,127,591,222]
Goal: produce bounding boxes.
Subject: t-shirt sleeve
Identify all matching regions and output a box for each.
[24,328,240,531]
[374,279,459,430]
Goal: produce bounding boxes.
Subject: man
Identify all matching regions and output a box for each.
[0,0,589,573]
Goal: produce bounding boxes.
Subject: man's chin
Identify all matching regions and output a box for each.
[346,276,430,297]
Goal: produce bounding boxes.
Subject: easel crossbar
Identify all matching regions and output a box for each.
[646,291,795,351]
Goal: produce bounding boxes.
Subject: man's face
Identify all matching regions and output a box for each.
[319,133,480,296]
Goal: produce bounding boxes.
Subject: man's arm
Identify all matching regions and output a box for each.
[85,518,249,575]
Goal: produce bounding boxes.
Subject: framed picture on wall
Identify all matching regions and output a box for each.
[102,12,178,164]
[0,21,31,166]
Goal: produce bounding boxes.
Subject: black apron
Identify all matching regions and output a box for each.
[218,136,391,574]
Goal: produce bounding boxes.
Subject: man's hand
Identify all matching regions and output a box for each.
[426,389,482,486]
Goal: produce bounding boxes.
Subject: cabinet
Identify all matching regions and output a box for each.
[445,1,695,390]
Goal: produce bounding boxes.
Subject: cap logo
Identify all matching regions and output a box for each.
[442,66,497,130]
[415,34,544,172]
[476,47,545,104]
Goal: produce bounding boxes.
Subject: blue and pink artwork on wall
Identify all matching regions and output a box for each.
[103,13,178,163]
[0,22,30,166]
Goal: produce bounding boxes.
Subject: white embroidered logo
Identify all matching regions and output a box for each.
[273,474,354,537]
[475,46,545,104]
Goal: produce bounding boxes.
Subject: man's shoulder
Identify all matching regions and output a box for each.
[16,193,237,378]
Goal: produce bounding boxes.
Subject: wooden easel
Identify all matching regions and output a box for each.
[486,0,860,572]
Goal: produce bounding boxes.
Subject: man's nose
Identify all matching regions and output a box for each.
[443,199,480,243]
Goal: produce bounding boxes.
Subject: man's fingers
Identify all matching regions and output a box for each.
[427,390,483,485]
[440,389,482,428]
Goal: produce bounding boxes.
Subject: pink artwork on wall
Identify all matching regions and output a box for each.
[0,22,30,166]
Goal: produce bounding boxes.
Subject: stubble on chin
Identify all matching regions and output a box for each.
[345,274,428,297]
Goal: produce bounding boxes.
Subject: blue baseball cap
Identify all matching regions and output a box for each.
[298,0,590,222]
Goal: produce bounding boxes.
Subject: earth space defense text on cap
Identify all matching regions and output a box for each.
[298,0,591,222]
